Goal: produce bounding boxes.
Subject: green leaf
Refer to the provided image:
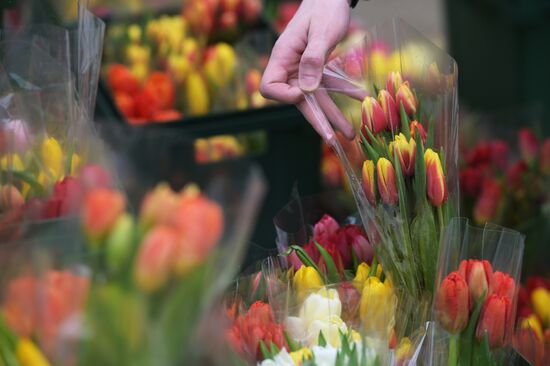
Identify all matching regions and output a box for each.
[259,340,272,360]
[460,291,487,366]
[270,342,280,356]
[413,134,426,203]
[318,331,327,347]
[368,257,378,278]
[288,245,321,275]
[400,102,411,139]
[393,152,411,240]
[315,242,340,283]
[0,169,45,196]
[351,248,360,273]
[64,143,75,176]
[426,115,434,148]
[284,331,300,352]
[360,130,382,161]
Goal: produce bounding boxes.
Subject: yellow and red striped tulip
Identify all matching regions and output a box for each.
[395,82,417,116]
[386,71,403,98]
[376,158,398,205]
[361,96,387,135]
[410,121,427,143]
[390,133,416,176]
[424,149,448,206]
[378,90,400,131]
[362,160,376,204]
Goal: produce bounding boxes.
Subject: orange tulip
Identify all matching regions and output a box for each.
[424,149,448,206]
[490,271,516,301]
[134,225,179,292]
[476,294,511,348]
[140,183,181,228]
[458,259,493,305]
[435,271,469,333]
[376,158,398,205]
[82,188,126,242]
[390,133,416,176]
[378,90,400,131]
[395,82,417,116]
[386,71,403,98]
[361,96,387,135]
[143,72,176,110]
[362,160,376,204]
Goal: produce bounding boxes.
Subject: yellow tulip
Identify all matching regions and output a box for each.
[126,44,150,65]
[204,43,236,89]
[532,288,550,327]
[520,314,544,341]
[1,154,24,171]
[293,265,323,301]
[41,137,63,177]
[185,72,209,115]
[359,277,397,337]
[290,348,312,365]
[16,338,51,366]
[127,24,142,43]
[353,262,382,291]
[168,55,191,84]
[396,337,413,363]
[131,63,149,82]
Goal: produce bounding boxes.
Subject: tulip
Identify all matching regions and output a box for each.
[378,90,400,131]
[140,183,181,228]
[43,177,83,218]
[410,120,427,143]
[108,64,140,95]
[79,164,112,192]
[167,54,191,84]
[186,72,209,115]
[0,153,24,171]
[473,178,502,224]
[376,158,398,205]
[386,71,403,98]
[81,188,126,242]
[362,160,377,204]
[293,265,324,301]
[360,276,396,336]
[204,43,237,89]
[313,214,340,247]
[353,262,382,290]
[290,348,313,365]
[134,225,179,292]
[106,214,135,274]
[338,282,361,323]
[460,167,483,197]
[41,137,64,178]
[532,288,550,327]
[361,96,387,135]
[458,259,493,305]
[0,184,24,211]
[2,119,30,152]
[424,149,448,206]
[519,128,539,165]
[506,161,528,190]
[526,276,550,293]
[395,337,413,366]
[114,91,135,118]
[390,133,416,176]
[490,271,516,300]
[143,72,175,110]
[476,294,511,348]
[515,315,544,366]
[490,140,510,169]
[435,271,469,333]
[540,138,550,175]
[342,225,374,265]
[133,88,160,119]
[16,338,51,366]
[241,0,262,23]
[395,82,417,116]
[246,69,262,94]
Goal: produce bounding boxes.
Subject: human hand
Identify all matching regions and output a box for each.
[260,0,365,140]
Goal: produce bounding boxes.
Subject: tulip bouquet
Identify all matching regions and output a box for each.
[103,1,270,125]
[430,218,524,366]
[302,20,459,319]
[514,276,550,365]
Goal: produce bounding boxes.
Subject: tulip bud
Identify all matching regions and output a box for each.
[106,214,135,274]
[362,160,377,204]
[0,185,24,211]
[376,158,398,205]
[108,64,140,95]
[16,338,51,366]
[390,133,416,176]
[540,138,550,175]
[473,179,502,224]
[360,276,396,336]
[435,272,469,333]
[458,259,493,305]
[460,167,483,197]
[506,161,527,190]
[82,188,126,242]
[476,294,511,348]
[395,337,413,366]
[185,72,209,115]
[386,71,403,98]
[490,271,516,301]
[361,96,387,135]
[79,164,112,192]
[204,43,237,89]
[140,183,181,228]
[395,82,417,116]
[532,288,550,327]
[293,265,324,301]
[0,153,24,171]
[519,128,539,165]
[515,315,545,366]
[134,225,179,292]
[353,262,382,290]
[378,90,400,131]
[246,69,262,94]
[424,149,448,206]
[410,121,427,143]
[41,137,64,178]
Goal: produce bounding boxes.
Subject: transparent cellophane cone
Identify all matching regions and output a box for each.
[303,18,459,331]
[427,218,525,365]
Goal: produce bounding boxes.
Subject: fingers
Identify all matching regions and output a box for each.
[314,89,356,140]
[296,99,334,142]
[299,39,329,92]
[260,61,303,104]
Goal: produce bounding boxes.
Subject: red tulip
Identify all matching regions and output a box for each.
[313,214,340,248]
[114,92,136,118]
[339,224,373,267]
[376,158,398,205]
[466,142,492,167]
[395,82,417,116]
[473,179,502,224]
[108,64,139,95]
[43,177,83,219]
[476,294,511,348]
[143,72,176,110]
[519,128,539,165]
[458,259,493,305]
[460,167,484,197]
[490,140,510,169]
[424,149,448,206]
[386,71,404,99]
[526,276,550,294]
[378,90,400,131]
[361,96,387,135]
[490,271,516,301]
[540,138,550,175]
[435,271,470,333]
[507,160,528,190]
[362,160,376,204]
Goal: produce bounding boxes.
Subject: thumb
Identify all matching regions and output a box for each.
[299,40,328,92]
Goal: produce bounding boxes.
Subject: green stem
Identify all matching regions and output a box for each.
[448,333,460,366]
[437,205,445,231]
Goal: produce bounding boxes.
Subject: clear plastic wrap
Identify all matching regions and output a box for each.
[428,217,525,366]
[302,19,459,324]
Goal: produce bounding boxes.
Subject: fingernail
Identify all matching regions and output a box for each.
[299,73,320,91]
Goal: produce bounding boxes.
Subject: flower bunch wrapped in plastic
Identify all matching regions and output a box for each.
[430,218,524,365]
[103,1,270,124]
[513,276,550,365]
[0,5,110,223]
[301,20,459,314]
